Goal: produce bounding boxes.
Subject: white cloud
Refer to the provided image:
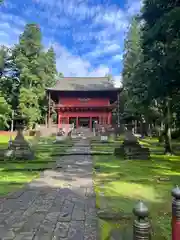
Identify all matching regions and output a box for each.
[0,12,26,27]
[94,8,128,31]
[0,12,26,46]
[106,44,121,53]
[86,43,121,59]
[126,0,142,16]
[0,21,22,46]
[0,0,142,83]
[54,43,110,77]
[114,75,123,88]
[112,54,123,61]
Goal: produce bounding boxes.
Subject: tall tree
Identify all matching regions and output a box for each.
[122,17,147,120]
[141,0,180,153]
[0,47,12,129]
[11,24,43,128]
[0,24,57,129]
[38,47,57,123]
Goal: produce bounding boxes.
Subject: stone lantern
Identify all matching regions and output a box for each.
[7,115,34,160]
[114,117,150,160]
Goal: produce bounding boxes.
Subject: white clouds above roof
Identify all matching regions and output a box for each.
[0,0,141,86]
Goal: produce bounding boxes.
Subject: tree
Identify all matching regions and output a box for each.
[0,92,11,129]
[10,24,57,128]
[141,0,180,153]
[10,24,43,128]
[122,17,147,126]
[38,47,57,123]
[105,73,113,84]
[0,46,8,78]
[0,23,58,129]
[56,72,64,79]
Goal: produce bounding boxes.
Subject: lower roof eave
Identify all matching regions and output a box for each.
[46,87,122,92]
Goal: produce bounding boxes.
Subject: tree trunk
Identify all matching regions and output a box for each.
[164,97,173,154]
[134,120,137,134]
[148,123,152,137]
[140,116,148,138]
[158,121,164,142]
[140,118,143,138]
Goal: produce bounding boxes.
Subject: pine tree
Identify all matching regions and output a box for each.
[0,23,58,129]
[141,0,180,153]
[38,46,57,123]
[122,17,146,119]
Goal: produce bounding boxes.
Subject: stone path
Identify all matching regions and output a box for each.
[0,140,97,240]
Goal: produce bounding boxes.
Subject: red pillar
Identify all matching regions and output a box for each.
[89,117,92,130]
[172,186,180,240]
[108,112,112,125]
[172,217,180,240]
[76,117,78,128]
[66,116,69,133]
[58,112,61,129]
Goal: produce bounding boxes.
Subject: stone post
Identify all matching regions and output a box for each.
[133,201,151,240]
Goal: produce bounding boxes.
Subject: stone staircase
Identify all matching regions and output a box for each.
[71,127,94,139]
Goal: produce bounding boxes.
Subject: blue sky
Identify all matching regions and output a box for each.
[0,0,141,87]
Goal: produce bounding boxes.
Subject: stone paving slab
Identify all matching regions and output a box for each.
[0,140,97,240]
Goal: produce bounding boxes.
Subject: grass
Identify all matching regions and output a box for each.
[92,138,180,240]
[0,135,72,196]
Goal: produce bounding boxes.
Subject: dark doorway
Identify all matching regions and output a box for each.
[69,117,76,127]
[78,117,90,128]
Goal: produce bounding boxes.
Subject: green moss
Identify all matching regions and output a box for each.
[0,137,71,196]
[93,138,180,240]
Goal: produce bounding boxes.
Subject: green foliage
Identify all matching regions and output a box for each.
[19,88,41,128]
[56,72,64,79]
[0,46,7,77]
[141,6,180,99]
[0,92,11,129]
[122,0,180,148]
[140,0,180,152]
[122,17,149,119]
[0,23,58,129]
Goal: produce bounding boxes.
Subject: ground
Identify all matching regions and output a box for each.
[0,133,179,239]
[0,138,97,239]
[0,135,72,196]
[92,138,180,240]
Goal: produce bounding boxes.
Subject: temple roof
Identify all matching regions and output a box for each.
[46,77,119,91]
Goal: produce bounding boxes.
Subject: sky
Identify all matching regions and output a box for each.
[0,0,142,87]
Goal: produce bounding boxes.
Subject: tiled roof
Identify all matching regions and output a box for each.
[47,77,117,91]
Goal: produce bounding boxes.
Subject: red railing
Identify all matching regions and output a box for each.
[55,104,116,110]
